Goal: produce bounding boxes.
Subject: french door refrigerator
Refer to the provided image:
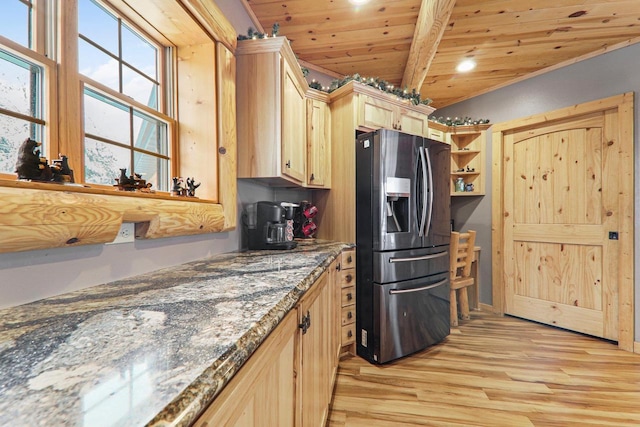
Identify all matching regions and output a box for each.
[356,128,451,364]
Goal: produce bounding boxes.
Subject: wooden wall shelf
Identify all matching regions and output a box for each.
[0,181,227,254]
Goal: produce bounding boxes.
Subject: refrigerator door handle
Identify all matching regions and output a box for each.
[388,250,448,263]
[424,146,434,236]
[389,278,448,294]
[418,146,428,236]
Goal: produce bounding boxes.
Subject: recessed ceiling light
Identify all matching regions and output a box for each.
[456,59,476,73]
[349,0,370,5]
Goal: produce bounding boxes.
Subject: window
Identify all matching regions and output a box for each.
[0,0,47,175]
[78,0,172,191]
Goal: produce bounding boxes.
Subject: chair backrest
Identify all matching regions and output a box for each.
[450,230,476,280]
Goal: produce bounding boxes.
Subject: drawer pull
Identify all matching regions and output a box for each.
[347,311,352,319]
[336,263,341,271]
[347,330,353,338]
[345,274,353,283]
[346,292,353,301]
[347,255,353,263]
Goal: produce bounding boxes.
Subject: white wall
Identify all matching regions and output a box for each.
[436,43,639,340]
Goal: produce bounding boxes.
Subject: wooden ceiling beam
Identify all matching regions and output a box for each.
[401,0,456,90]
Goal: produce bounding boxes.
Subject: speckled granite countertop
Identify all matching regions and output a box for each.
[0,240,349,427]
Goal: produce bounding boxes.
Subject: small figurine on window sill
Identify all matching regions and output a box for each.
[15,137,75,183]
[114,168,153,192]
[171,176,200,198]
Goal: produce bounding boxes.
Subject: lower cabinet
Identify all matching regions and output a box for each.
[194,256,341,427]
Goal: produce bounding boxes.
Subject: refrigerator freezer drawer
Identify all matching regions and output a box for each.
[373,272,450,363]
[373,246,449,284]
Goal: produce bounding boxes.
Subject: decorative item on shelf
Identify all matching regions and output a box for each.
[114,168,153,192]
[328,73,431,105]
[429,116,490,126]
[15,137,75,183]
[237,23,280,40]
[293,200,319,238]
[455,177,465,192]
[466,166,475,172]
[465,183,475,192]
[309,79,323,90]
[170,176,200,198]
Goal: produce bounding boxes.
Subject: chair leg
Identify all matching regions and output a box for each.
[459,287,470,320]
[450,289,458,326]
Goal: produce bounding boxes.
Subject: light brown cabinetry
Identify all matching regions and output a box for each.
[315,81,435,243]
[449,125,489,196]
[427,120,448,143]
[195,254,344,427]
[193,312,297,427]
[306,90,331,188]
[337,248,356,355]
[297,267,337,426]
[358,93,430,137]
[236,37,309,186]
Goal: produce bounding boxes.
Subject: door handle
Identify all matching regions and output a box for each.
[389,278,448,295]
[389,251,448,263]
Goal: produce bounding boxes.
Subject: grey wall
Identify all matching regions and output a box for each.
[436,43,638,340]
[0,2,319,310]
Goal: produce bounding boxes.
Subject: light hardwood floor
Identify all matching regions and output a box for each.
[328,312,640,426]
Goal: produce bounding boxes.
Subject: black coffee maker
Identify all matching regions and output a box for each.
[246,201,298,250]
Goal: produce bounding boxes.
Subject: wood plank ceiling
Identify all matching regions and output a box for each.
[244,0,640,108]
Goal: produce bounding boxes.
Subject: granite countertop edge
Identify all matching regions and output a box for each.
[148,243,347,427]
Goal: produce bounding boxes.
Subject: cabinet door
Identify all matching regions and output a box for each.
[298,271,335,427]
[282,59,306,183]
[306,99,330,187]
[194,313,296,427]
[398,107,429,137]
[358,94,396,130]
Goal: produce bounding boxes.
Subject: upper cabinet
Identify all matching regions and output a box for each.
[236,37,309,186]
[354,86,431,137]
[447,124,490,197]
[306,90,331,188]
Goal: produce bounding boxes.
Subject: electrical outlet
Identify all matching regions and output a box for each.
[108,223,135,244]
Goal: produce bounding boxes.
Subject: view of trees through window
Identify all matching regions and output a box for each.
[79,0,170,191]
[0,0,171,192]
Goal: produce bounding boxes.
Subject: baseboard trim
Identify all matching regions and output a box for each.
[479,303,495,313]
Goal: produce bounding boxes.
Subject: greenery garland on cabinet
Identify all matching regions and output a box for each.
[237,25,431,106]
[429,116,490,126]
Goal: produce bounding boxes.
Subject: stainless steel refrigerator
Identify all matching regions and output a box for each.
[356,128,451,364]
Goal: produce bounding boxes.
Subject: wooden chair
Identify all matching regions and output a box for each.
[450,230,476,326]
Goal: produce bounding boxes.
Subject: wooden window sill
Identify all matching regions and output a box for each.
[0,179,227,254]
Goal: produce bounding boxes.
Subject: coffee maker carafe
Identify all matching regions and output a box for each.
[246,201,298,250]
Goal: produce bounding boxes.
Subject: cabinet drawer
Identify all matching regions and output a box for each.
[341,305,355,326]
[341,323,356,345]
[339,270,355,288]
[341,287,355,307]
[341,249,355,270]
[428,128,445,143]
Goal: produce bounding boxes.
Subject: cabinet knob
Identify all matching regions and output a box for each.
[347,311,353,319]
[347,330,353,338]
[286,160,291,168]
[345,274,352,283]
[310,173,315,181]
[347,255,353,263]
[347,292,353,301]
[336,263,341,271]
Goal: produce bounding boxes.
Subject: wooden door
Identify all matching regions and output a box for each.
[493,93,634,347]
[298,271,334,427]
[306,98,330,187]
[281,58,306,183]
[357,94,396,130]
[398,106,429,137]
